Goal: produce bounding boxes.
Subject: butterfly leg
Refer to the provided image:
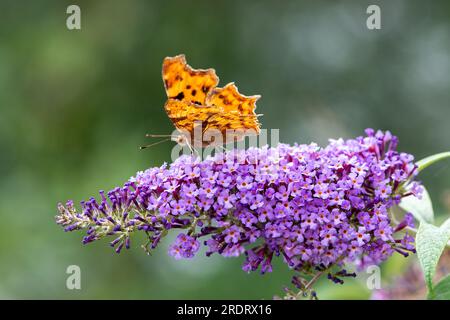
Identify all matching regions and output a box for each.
[217,145,227,153]
[187,142,200,157]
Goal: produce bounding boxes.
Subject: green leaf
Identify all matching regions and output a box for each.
[416,220,450,291]
[399,185,434,224]
[416,152,450,173]
[441,219,450,237]
[401,151,450,225]
[428,275,450,300]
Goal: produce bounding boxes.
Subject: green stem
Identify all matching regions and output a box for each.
[416,152,450,173]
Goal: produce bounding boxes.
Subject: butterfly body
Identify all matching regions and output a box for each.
[161,54,261,147]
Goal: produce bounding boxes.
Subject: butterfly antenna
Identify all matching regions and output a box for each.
[145,134,173,138]
[241,114,263,117]
[140,138,171,150]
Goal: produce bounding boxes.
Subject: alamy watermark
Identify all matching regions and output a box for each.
[366,265,381,290]
[143,124,281,163]
[66,5,81,30]
[366,5,381,30]
[66,265,81,290]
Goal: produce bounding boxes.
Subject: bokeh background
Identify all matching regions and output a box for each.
[0,0,449,299]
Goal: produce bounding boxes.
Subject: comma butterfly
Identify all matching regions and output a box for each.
[156,54,261,148]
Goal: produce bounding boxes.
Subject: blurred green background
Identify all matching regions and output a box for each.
[0,0,449,299]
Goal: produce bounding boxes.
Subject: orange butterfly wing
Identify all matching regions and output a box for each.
[161,54,261,146]
[164,99,218,133]
[205,82,261,134]
[162,54,219,105]
[206,82,260,116]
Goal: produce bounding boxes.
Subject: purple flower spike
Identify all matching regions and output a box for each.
[56,130,421,278]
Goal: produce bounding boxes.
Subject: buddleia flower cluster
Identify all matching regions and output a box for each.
[56,129,421,295]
